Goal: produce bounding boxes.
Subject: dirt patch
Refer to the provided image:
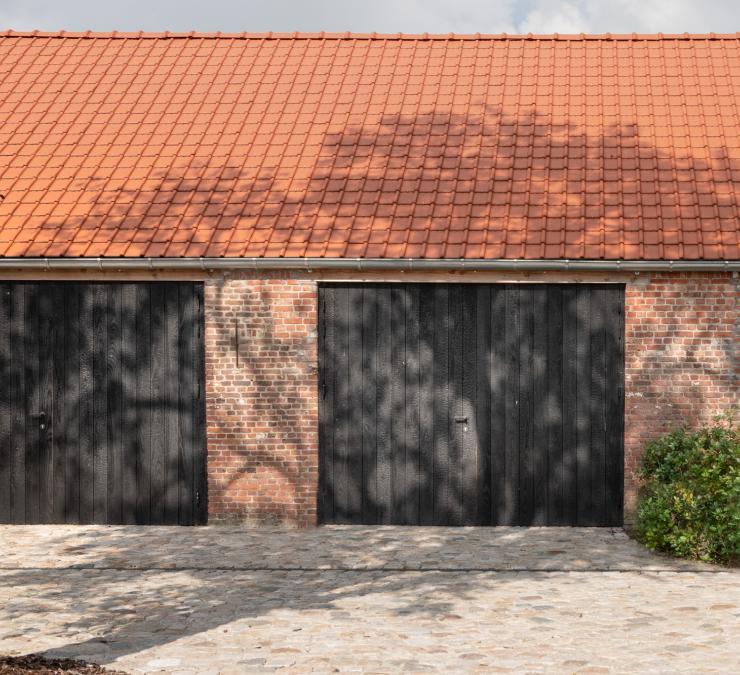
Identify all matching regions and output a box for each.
[0,655,127,675]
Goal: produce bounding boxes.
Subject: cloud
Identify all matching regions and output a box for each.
[518,2,591,34]
[517,0,740,34]
[0,0,737,34]
[0,0,516,34]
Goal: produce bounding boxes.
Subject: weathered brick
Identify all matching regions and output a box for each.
[624,272,738,523]
[205,271,318,527]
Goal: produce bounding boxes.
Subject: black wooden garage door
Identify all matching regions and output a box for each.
[318,283,624,526]
[0,282,207,525]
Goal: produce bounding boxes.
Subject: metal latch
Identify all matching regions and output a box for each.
[30,411,46,430]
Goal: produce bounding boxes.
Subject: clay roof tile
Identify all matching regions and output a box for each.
[0,32,738,260]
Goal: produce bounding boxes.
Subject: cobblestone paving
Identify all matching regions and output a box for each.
[0,525,713,571]
[0,527,737,673]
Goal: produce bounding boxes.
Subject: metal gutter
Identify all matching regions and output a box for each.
[0,257,737,272]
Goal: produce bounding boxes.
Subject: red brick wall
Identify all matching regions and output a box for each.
[204,271,737,527]
[624,272,738,522]
[205,272,318,526]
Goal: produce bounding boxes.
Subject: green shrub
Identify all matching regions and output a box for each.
[634,413,740,565]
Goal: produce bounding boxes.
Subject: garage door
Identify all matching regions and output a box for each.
[0,282,207,525]
[318,283,624,526]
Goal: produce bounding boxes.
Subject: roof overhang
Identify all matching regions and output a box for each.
[0,258,737,272]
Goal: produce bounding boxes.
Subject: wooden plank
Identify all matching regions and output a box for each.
[63,285,80,524]
[1,268,628,285]
[345,286,364,523]
[77,285,95,524]
[310,270,634,284]
[374,285,392,523]
[50,284,66,523]
[192,283,208,525]
[517,287,534,526]
[24,284,40,524]
[0,270,211,283]
[177,284,195,525]
[605,286,625,526]
[332,285,351,523]
[501,286,520,525]
[575,286,592,526]
[546,286,564,525]
[106,284,124,524]
[418,285,436,525]
[37,285,55,523]
[148,283,166,524]
[447,285,463,526]
[432,285,450,524]
[135,283,152,524]
[531,287,548,525]
[0,285,11,522]
[120,284,138,524]
[10,284,26,523]
[163,283,181,524]
[461,285,478,525]
[91,285,108,524]
[403,284,421,525]
[389,285,406,524]
[317,285,334,523]
[590,286,608,525]
[489,286,507,525]
[475,285,492,525]
[561,287,579,525]
[360,286,378,524]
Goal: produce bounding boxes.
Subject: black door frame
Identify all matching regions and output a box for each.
[0,281,208,525]
[317,282,625,526]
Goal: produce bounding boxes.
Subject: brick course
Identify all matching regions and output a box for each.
[205,271,737,526]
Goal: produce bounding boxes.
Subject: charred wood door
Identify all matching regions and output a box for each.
[0,282,207,525]
[318,283,624,526]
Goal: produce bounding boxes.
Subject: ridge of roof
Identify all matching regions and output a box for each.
[3,29,740,41]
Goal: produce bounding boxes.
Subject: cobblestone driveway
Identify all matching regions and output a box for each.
[1,526,737,673]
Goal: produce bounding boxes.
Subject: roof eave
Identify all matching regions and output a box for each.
[0,257,737,272]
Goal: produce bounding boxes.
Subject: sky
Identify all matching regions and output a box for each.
[0,0,738,35]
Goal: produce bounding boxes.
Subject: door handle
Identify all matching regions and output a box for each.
[30,411,46,430]
[454,416,468,423]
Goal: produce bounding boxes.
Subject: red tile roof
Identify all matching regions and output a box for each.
[1,31,739,260]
